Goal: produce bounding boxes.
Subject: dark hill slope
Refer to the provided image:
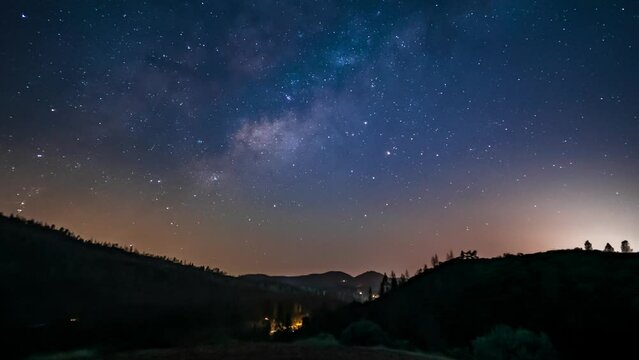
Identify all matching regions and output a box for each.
[0,214,339,357]
[325,250,639,360]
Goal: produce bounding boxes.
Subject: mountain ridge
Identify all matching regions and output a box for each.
[242,270,381,278]
[240,270,383,302]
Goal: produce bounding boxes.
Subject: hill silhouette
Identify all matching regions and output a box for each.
[319,250,639,360]
[0,214,341,357]
[3,213,638,360]
[240,270,383,302]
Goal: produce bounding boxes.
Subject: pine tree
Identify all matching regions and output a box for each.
[584,240,592,251]
[431,254,439,267]
[399,272,407,285]
[604,243,615,252]
[390,271,398,290]
[379,273,388,296]
[621,240,632,253]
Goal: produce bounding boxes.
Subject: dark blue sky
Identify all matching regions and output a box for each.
[1,1,638,274]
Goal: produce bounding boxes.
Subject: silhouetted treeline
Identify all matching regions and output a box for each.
[378,250,479,297]
[0,213,341,358]
[0,212,227,274]
[315,249,639,360]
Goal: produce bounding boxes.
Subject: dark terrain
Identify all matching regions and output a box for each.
[109,343,451,360]
[240,271,383,302]
[320,249,639,360]
[2,213,639,360]
[0,214,342,358]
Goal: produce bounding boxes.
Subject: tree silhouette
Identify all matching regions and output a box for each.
[460,250,479,260]
[379,273,388,296]
[390,271,398,290]
[431,254,439,267]
[368,287,373,301]
[604,243,615,252]
[399,272,407,285]
[446,250,454,260]
[584,240,592,251]
[621,240,632,253]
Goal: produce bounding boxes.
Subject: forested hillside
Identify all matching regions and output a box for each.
[0,214,339,357]
[319,250,639,360]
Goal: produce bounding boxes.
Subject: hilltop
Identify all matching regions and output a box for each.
[320,249,639,360]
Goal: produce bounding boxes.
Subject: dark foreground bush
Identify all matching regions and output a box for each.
[340,320,390,346]
[472,325,557,360]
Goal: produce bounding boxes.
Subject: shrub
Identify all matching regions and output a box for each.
[472,325,556,360]
[339,320,390,346]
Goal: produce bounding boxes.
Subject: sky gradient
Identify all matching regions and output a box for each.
[1,0,638,275]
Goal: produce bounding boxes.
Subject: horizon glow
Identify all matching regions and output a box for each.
[1,1,638,275]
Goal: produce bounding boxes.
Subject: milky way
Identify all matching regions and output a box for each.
[1,1,638,274]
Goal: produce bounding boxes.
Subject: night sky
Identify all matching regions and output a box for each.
[1,1,638,275]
